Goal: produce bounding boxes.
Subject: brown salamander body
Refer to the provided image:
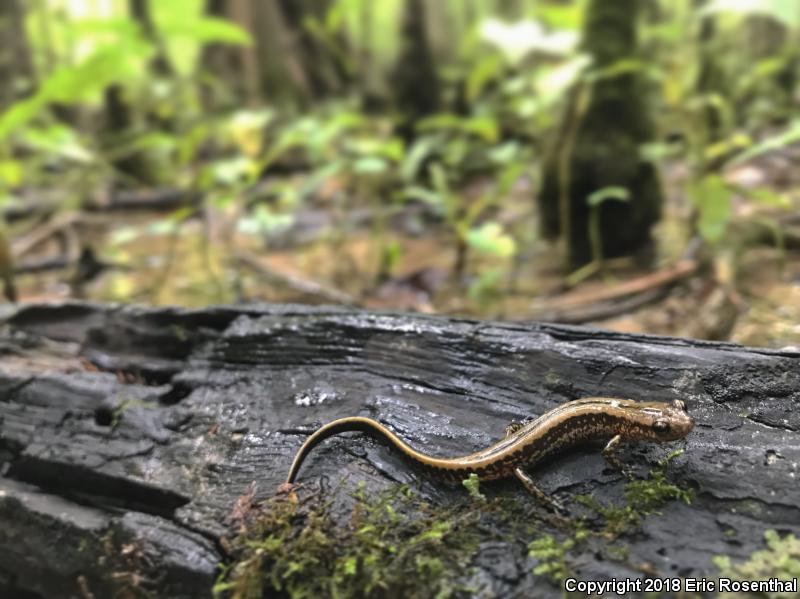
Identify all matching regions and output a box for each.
[285,397,694,505]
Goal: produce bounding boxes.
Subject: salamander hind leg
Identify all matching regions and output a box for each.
[602,434,633,479]
[513,467,566,513]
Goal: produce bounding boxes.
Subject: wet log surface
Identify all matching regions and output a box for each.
[0,302,798,598]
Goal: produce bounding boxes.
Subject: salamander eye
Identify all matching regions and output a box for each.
[653,420,670,433]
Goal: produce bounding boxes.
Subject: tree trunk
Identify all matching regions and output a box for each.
[130,0,173,77]
[0,0,34,110]
[497,0,525,20]
[102,84,157,184]
[274,0,349,98]
[741,15,795,125]
[200,0,250,109]
[1,302,798,597]
[539,0,663,269]
[392,0,441,141]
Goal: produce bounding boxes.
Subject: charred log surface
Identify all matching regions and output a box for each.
[0,302,798,597]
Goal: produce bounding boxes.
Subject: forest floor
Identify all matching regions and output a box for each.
[10,153,800,350]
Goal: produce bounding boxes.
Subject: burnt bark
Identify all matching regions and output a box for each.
[1,302,798,597]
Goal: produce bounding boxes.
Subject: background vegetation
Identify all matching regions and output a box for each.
[2,0,799,347]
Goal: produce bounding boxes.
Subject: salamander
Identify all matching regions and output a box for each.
[284,397,694,508]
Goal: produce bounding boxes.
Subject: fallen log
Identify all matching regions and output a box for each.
[0,302,798,598]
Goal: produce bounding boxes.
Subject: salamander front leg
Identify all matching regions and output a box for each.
[505,421,525,437]
[514,467,566,513]
[504,418,532,437]
[602,435,633,478]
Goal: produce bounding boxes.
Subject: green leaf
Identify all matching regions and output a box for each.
[730,119,800,165]
[237,205,294,235]
[468,268,504,304]
[429,163,450,196]
[0,160,23,187]
[210,156,255,186]
[0,41,151,140]
[466,222,517,258]
[161,16,251,45]
[0,96,48,141]
[639,141,681,162]
[416,114,499,143]
[480,18,577,65]
[402,185,444,207]
[589,58,661,82]
[343,556,358,576]
[352,156,388,174]
[701,0,800,29]
[535,54,592,106]
[110,226,142,246]
[466,55,503,102]
[744,187,790,208]
[22,125,95,163]
[587,186,630,207]
[402,134,442,182]
[487,141,520,165]
[299,161,345,198]
[348,136,403,161]
[461,116,499,143]
[462,473,486,502]
[535,3,583,29]
[689,175,732,243]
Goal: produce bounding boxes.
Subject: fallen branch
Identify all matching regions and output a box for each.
[84,188,201,213]
[531,259,698,323]
[234,250,358,306]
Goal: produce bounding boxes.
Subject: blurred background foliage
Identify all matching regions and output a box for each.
[1,0,799,347]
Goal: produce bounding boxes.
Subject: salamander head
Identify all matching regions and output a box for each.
[613,398,695,442]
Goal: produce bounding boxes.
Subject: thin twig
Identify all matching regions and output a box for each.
[234,250,357,306]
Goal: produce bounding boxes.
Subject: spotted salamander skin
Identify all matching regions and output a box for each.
[285,397,695,485]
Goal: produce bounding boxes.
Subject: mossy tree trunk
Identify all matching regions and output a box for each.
[274,0,351,99]
[695,9,728,144]
[200,0,249,110]
[391,0,441,141]
[130,0,173,77]
[0,0,34,110]
[539,0,662,269]
[247,0,350,108]
[101,0,174,185]
[741,15,796,125]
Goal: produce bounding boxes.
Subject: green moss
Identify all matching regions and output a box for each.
[110,398,158,429]
[528,526,592,582]
[714,530,800,599]
[170,324,188,342]
[544,371,561,389]
[218,452,694,596]
[575,449,692,537]
[623,449,692,514]
[215,484,481,599]
[529,450,693,582]
[574,494,638,537]
[461,473,486,503]
[528,533,575,582]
